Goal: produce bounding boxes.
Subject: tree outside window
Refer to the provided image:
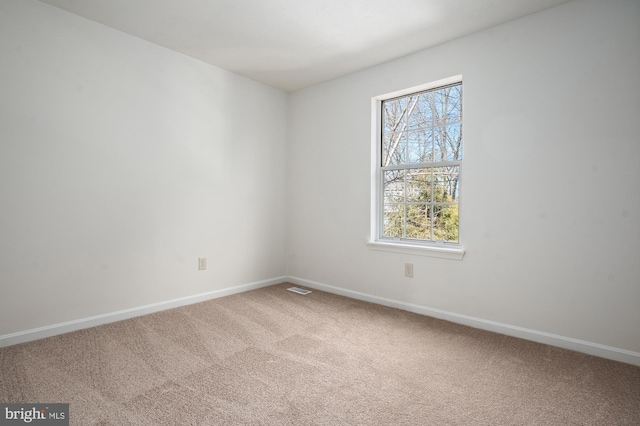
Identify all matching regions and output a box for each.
[380,82,462,243]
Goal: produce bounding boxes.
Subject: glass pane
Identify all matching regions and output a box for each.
[433,85,461,126]
[432,90,446,126]
[432,126,445,162]
[383,204,404,238]
[433,124,462,161]
[433,204,459,242]
[446,123,462,161]
[382,132,406,166]
[383,98,407,133]
[407,130,433,163]
[405,168,430,203]
[406,204,431,240]
[444,85,462,123]
[383,170,404,204]
[433,167,460,202]
[408,93,432,130]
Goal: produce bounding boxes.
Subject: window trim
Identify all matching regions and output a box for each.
[369,75,465,260]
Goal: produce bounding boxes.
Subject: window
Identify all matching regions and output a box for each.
[371,77,463,257]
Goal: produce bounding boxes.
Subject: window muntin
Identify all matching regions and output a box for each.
[379,82,462,244]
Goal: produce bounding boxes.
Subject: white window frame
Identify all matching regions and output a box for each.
[368,75,465,260]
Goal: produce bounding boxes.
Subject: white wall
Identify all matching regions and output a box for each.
[0,0,288,335]
[288,0,640,354]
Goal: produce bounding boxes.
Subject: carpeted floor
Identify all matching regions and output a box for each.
[1,283,639,425]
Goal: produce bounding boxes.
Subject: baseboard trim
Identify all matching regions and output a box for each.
[0,276,287,348]
[287,276,640,367]
[5,275,638,367]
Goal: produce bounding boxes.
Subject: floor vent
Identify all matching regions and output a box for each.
[287,287,312,295]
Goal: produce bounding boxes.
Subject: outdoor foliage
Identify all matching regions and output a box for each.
[381,84,462,242]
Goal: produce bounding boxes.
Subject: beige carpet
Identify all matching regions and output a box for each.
[1,283,639,425]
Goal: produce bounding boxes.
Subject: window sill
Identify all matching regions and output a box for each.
[367,241,465,260]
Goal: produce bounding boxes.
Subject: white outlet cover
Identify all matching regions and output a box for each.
[405,263,414,277]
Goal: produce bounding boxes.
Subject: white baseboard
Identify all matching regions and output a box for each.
[0,276,287,348]
[287,276,640,367]
[4,275,639,367]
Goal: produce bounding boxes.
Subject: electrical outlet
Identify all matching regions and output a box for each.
[198,257,207,271]
[404,263,413,278]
